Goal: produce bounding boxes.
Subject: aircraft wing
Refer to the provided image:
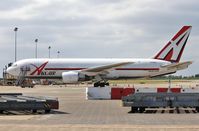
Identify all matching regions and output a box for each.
[80,62,132,76]
[161,61,193,70]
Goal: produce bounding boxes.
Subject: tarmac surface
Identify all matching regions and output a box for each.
[0,81,199,130]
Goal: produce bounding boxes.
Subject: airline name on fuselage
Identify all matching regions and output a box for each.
[31,70,56,76]
[41,71,56,76]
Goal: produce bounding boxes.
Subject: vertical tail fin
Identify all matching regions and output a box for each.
[154,26,192,63]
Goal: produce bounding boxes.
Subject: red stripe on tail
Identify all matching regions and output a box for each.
[154,26,192,63]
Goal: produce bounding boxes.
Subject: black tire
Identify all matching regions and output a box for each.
[100,83,105,87]
[131,107,138,113]
[105,83,110,86]
[94,83,99,87]
[139,107,145,113]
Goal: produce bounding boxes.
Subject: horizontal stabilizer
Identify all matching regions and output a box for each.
[161,61,193,70]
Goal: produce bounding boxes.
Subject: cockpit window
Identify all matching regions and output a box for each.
[8,63,13,67]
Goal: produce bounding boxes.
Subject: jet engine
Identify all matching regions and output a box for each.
[62,71,89,83]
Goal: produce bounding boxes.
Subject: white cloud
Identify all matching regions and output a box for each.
[0,0,198,77]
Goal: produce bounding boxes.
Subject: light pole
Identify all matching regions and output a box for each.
[48,46,51,58]
[14,27,18,62]
[35,39,38,58]
[57,51,60,58]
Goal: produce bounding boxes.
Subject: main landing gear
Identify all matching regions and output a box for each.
[94,82,109,87]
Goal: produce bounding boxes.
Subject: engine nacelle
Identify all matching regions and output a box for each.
[62,71,88,83]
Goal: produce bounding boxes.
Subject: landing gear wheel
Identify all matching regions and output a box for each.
[131,107,138,113]
[100,83,105,87]
[94,82,100,87]
[105,83,109,86]
[138,107,145,113]
[94,82,109,87]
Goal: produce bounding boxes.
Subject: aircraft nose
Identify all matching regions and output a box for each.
[6,67,18,76]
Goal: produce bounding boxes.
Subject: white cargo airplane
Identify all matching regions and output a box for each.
[7,26,192,87]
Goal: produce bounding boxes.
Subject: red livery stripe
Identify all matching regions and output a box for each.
[172,26,191,41]
[115,68,159,70]
[154,26,191,63]
[45,68,85,70]
[45,68,159,71]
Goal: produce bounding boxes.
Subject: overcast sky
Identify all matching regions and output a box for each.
[0,0,198,77]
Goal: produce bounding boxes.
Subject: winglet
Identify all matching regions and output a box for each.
[154,26,192,63]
